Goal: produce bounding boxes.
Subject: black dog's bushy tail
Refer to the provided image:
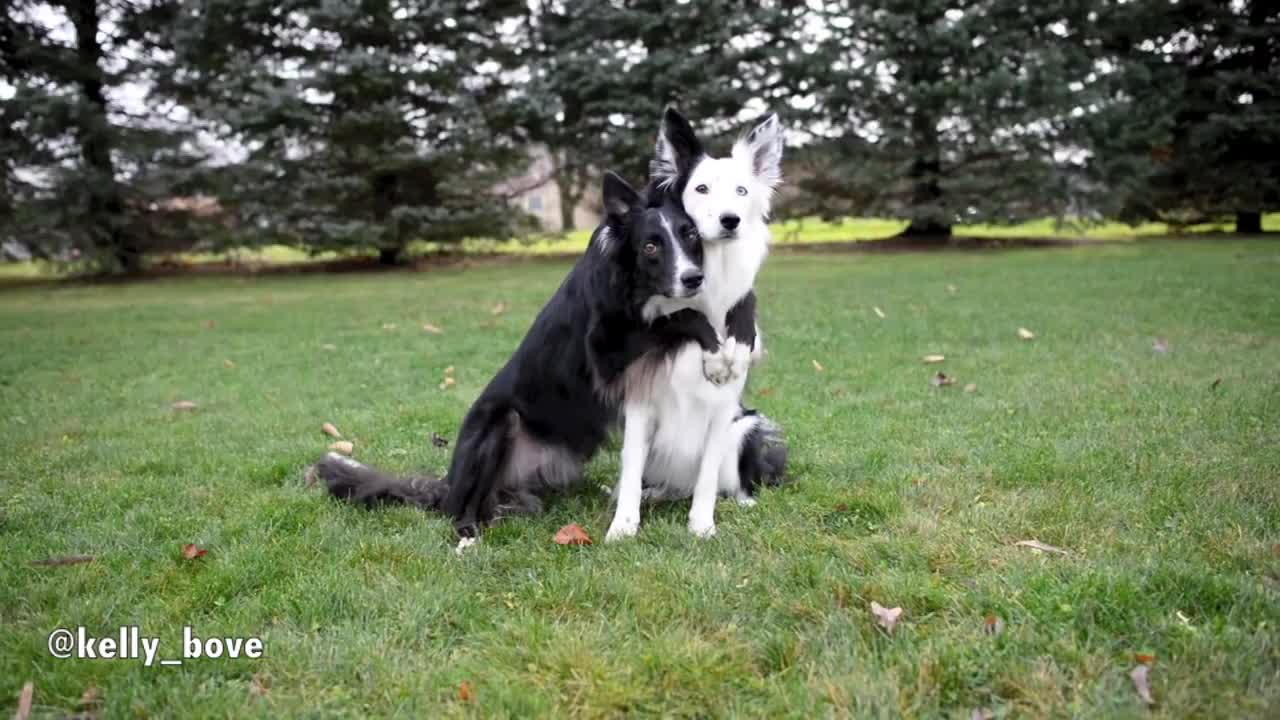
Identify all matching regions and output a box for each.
[308,452,448,510]
[739,410,789,493]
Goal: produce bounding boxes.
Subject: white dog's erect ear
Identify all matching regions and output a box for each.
[651,107,704,189]
[733,113,784,189]
[602,171,640,219]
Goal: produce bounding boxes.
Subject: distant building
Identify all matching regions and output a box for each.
[499,145,599,232]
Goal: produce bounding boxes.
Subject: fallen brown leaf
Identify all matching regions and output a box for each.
[457,681,474,702]
[923,354,946,364]
[963,383,977,393]
[1152,338,1169,353]
[422,323,443,334]
[31,555,95,567]
[321,343,337,351]
[873,306,886,319]
[329,440,354,455]
[870,601,903,635]
[431,432,450,448]
[812,359,824,372]
[491,302,506,316]
[1211,377,1222,390]
[444,366,455,375]
[223,359,235,369]
[439,377,456,390]
[983,615,1005,636]
[171,400,198,411]
[78,685,102,709]
[321,422,342,439]
[202,319,216,329]
[1134,652,1156,665]
[381,323,398,331]
[930,372,954,387]
[1130,664,1155,706]
[756,387,775,397]
[181,543,208,560]
[15,681,33,720]
[250,672,270,697]
[553,523,592,546]
[1015,539,1068,555]
[1017,327,1036,340]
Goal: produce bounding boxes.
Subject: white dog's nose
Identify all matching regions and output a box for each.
[719,213,740,230]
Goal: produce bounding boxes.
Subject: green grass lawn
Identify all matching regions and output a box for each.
[2,240,1278,718]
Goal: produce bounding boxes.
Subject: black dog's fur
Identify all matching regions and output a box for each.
[314,173,722,537]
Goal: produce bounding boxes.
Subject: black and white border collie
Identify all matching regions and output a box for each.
[312,171,726,545]
[605,108,789,540]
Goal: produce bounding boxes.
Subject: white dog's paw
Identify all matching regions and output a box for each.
[605,513,640,542]
[735,493,758,508]
[702,346,733,385]
[687,514,718,539]
[454,536,478,557]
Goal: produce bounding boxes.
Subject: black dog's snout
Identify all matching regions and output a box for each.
[719,213,741,231]
[680,270,704,290]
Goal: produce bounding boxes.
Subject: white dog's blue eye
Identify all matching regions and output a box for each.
[695,184,709,194]
[736,186,747,196]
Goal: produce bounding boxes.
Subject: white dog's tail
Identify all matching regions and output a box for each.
[735,409,788,494]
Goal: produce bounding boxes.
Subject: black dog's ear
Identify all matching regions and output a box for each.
[602,171,640,219]
[651,106,704,189]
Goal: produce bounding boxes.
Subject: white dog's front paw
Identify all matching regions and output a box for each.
[605,513,640,542]
[687,514,717,538]
[728,339,752,379]
[735,493,758,508]
[702,346,733,385]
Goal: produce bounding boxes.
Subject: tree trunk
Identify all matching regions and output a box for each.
[378,246,403,265]
[1235,211,1262,234]
[69,0,135,272]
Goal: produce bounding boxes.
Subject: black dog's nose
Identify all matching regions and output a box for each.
[720,213,740,230]
[680,270,704,290]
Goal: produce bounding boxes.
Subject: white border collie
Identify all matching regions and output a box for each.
[605,108,787,540]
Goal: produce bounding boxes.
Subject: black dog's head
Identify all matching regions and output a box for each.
[599,171,705,301]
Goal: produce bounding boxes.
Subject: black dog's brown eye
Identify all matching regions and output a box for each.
[643,242,659,256]
[736,186,748,196]
[695,184,709,194]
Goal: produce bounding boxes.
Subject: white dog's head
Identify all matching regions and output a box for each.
[651,108,784,243]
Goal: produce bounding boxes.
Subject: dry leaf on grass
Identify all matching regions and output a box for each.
[947,284,958,295]
[321,343,337,352]
[250,672,270,697]
[1152,338,1169,353]
[31,555,95,567]
[1130,664,1155,706]
[553,523,592,546]
[923,354,946,363]
[181,543,208,560]
[202,320,216,329]
[223,359,235,369]
[870,601,903,635]
[812,359,824,372]
[171,400,198,411]
[931,372,954,387]
[873,306,886,319]
[381,323,398,331]
[329,440,354,455]
[1134,652,1156,665]
[439,377,456,390]
[321,422,342,439]
[1017,327,1036,340]
[15,681,33,720]
[457,681,474,702]
[1211,377,1222,391]
[964,383,977,393]
[982,615,1005,636]
[422,323,443,334]
[756,387,775,397]
[1015,539,1068,555]
[444,366,455,375]
[491,302,506,316]
[78,685,102,709]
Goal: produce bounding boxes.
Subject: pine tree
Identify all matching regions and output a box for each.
[801,0,1102,239]
[1,0,214,272]
[166,0,531,264]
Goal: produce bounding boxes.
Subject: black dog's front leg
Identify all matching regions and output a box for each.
[588,309,719,390]
[724,291,758,350]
